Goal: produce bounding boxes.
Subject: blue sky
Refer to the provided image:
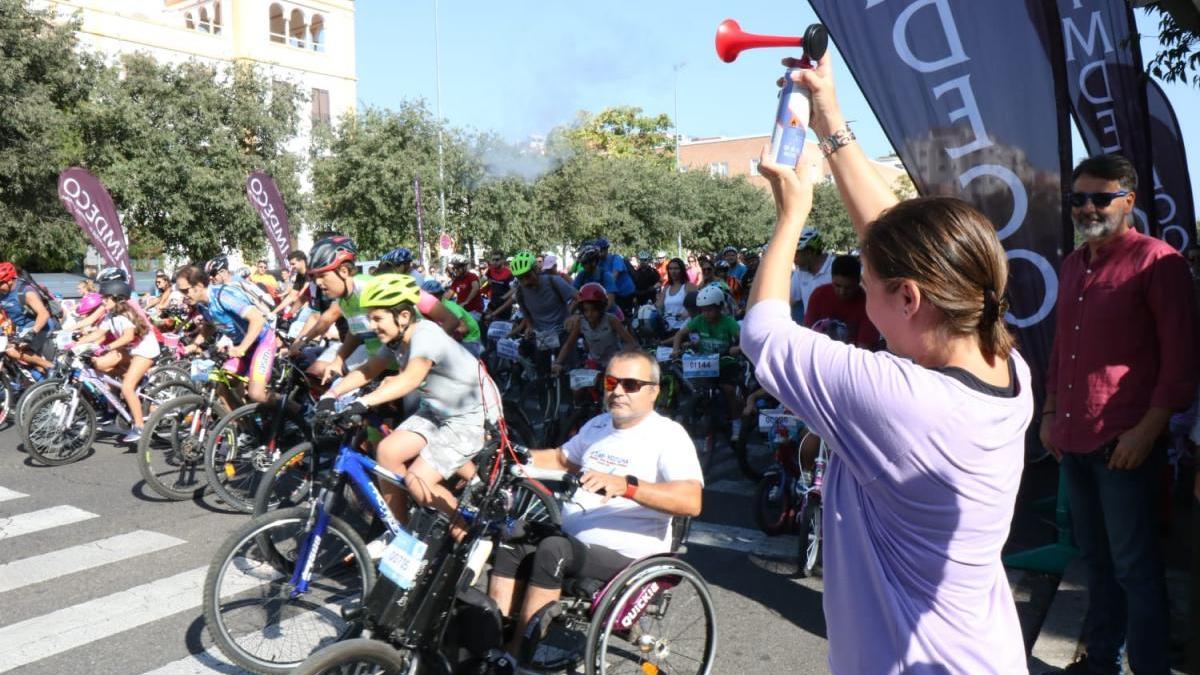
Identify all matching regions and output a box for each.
[354,1,1200,208]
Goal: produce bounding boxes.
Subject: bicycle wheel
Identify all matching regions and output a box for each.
[206,403,309,513]
[731,415,772,481]
[145,363,188,390]
[752,475,792,536]
[585,558,717,675]
[14,377,63,432]
[253,442,326,517]
[509,477,562,526]
[203,506,375,674]
[795,498,823,578]
[291,638,415,675]
[22,390,97,466]
[137,395,227,500]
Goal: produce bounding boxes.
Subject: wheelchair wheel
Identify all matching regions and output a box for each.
[585,557,716,675]
[290,638,415,674]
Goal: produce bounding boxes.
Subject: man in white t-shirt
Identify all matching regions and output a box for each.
[488,349,703,657]
[789,227,833,323]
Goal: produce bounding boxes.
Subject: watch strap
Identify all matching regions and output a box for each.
[622,475,639,500]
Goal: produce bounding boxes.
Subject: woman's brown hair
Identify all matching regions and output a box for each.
[860,197,1014,362]
[111,300,151,341]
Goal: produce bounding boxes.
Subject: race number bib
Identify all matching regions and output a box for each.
[655,346,674,362]
[681,354,719,379]
[486,321,513,342]
[496,337,521,361]
[379,530,428,590]
[568,368,601,391]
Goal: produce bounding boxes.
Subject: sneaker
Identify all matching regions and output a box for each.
[120,426,143,444]
[366,533,393,560]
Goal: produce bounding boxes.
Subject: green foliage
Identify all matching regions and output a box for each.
[1143,1,1200,86]
[810,181,857,253]
[554,106,674,168]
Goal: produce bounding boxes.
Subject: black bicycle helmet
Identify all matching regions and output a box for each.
[308,235,358,274]
[99,279,131,301]
[96,266,129,284]
[576,244,601,266]
[204,254,229,277]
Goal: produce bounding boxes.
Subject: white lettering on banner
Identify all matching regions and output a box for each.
[248,176,291,259]
[868,0,1057,328]
[59,176,130,277]
[1062,9,1114,62]
[958,165,1027,242]
[1151,168,1190,250]
[1078,60,1114,104]
[1093,108,1122,153]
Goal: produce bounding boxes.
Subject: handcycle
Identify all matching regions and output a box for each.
[20,342,196,466]
[292,460,719,675]
[203,408,561,674]
[752,411,827,578]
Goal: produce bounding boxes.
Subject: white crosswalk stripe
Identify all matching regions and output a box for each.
[687,520,799,559]
[0,530,185,594]
[0,504,97,540]
[0,487,27,503]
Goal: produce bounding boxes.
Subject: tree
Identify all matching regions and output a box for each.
[1141,1,1200,86]
[678,171,776,253]
[809,181,858,253]
[552,106,674,168]
[0,0,98,269]
[77,55,305,262]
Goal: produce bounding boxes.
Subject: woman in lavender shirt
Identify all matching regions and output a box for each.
[742,54,1032,674]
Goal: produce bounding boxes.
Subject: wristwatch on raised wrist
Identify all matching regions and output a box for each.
[623,475,639,500]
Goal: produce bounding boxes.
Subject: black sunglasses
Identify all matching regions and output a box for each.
[1068,190,1129,208]
[603,375,657,393]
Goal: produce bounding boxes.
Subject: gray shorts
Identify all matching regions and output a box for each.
[399,408,485,479]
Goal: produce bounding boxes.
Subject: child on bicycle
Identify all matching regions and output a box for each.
[670,285,744,430]
[68,280,161,443]
[319,274,495,539]
[551,282,638,375]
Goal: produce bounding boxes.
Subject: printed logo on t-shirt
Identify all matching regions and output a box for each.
[584,449,631,472]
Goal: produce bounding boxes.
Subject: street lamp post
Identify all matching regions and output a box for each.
[672,62,685,172]
[434,0,447,235]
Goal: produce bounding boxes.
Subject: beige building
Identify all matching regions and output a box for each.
[679,133,910,193]
[40,0,357,262]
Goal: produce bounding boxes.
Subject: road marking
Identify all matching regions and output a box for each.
[139,646,245,674]
[0,505,97,541]
[0,560,281,672]
[687,520,799,559]
[0,530,185,594]
[0,487,27,504]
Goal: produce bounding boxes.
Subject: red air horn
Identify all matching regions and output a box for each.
[715,19,829,63]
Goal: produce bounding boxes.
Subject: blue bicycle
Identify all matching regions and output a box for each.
[201,410,561,674]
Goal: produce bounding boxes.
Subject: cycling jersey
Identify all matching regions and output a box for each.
[199,284,276,389]
[599,253,635,297]
[441,298,481,344]
[336,274,384,355]
[449,271,483,313]
[573,268,617,294]
[0,282,36,332]
[686,314,739,355]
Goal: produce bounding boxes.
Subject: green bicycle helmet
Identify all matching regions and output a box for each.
[510,250,537,276]
[360,274,421,309]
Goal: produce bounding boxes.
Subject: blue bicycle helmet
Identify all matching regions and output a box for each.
[381,247,413,266]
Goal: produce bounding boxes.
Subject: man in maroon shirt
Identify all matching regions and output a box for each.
[803,255,880,349]
[1041,154,1198,675]
[447,253,483,316]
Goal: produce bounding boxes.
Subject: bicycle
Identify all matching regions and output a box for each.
[203,410,560,673]
[669,351,748,478]
[21,344,196,466]
[752,413,826,577]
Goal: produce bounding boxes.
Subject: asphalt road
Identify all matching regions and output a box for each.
[0,419,837,674]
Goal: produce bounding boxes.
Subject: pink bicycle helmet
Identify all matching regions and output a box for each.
[77,292,103,316]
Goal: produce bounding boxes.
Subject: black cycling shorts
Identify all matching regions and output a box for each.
[491,534,634,590]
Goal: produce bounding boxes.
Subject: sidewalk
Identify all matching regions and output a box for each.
[1025,493,1196,675]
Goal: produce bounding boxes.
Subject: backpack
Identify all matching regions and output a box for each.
[18,273,64,321]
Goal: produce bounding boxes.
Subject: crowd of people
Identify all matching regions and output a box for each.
[1,51,1196,675]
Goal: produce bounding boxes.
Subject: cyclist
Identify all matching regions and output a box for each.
[447,253,484,318]
[656,257,696,336]
[488,349,703,659]
[205,254,277,316]
[174,265,276,404]
[721,246,747,280]
[594,237,637,316]
[319,274,494,536]
[631,251,661,307]
[713,259,743,311]
[671,285,744,428]
[142,269,178,316]
[654,250,669,284]
[68,279,161,443]
[483,251,515,320]
[506,250,578,367]
[551,282,637,375]
[0,262,54,372]
[420,279,483,357]
[572,244,617,309]
[789,227,833,323]
[275,250,313,320]
[378,247,425,286]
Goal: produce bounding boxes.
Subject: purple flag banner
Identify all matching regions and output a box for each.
[806,0,1073,382]
[245,172,292,266]
[57,167,134,288]
[1145,78,1196,251]
[414,178,427,269]
[1057,0,1157,233]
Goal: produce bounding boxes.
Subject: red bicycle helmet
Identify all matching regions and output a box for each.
[0,263,16,283]
[578,282,607,305]
[308,235,358,274]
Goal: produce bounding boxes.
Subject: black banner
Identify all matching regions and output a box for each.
[1057,0,1157,233]
[1145,78,1196,251]
[806,0,1073,383]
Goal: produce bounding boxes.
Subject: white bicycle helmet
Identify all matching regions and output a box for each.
[696,285,725,308]
[797,227,823,251]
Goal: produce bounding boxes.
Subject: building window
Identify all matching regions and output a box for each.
[311,88,331,125]
[708,162,728,178]
[269,3,286,43]
[198,7,210,32]
[212,1,222,33]
[289,8,307,48]
[749,159,760,176]
[310,14,326,52]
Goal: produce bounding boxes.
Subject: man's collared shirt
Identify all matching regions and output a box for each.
[1047,228,1199,453]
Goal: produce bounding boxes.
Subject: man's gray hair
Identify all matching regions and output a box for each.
[608,349,660,384]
